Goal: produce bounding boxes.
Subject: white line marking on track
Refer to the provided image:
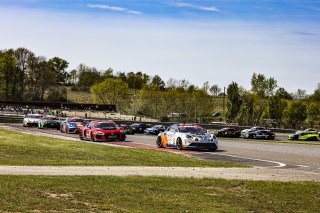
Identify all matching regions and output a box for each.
[206,153,286,168]
[295,165,310,168]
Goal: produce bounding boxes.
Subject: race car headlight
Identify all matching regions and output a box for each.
[186,135,192,139]
[95,131,104,135]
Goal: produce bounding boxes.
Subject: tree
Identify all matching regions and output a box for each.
[309,83,320,101]
[151,75,165,90]
[176,79,189,92]
[209,84,221,96]
[77,64,102,90]
[116,72,127,83]
[266,77,277,96]
[191,88,213,123]
[139,84,164,119]
[187,84,196,93]
[266,95,287,124]
[251,73,277,97]
[126,72,149,90]
[68,69,78,85]
[103,68,114,79]
[236,92,267,126]
[14,47,34,100]
[91,78,130,111]
[226,82,241,122]
[306,102,320,127]
[275,87,293,100]
[166,78,177,89]
[47,57,69,84]
[202,81,210,94]
[0,49,16,100]
[27,56,55,101]
[284,101,307,129]
[236,92,255,126]
[293,89,307,100]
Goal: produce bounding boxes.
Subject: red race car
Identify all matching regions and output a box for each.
[79,120,126,142]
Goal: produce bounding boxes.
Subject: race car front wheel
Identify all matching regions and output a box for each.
[307,137,318,141]
[79,131,84,140]
[156,136,163,148]
[119,133,126,141]
[176,138,183,150]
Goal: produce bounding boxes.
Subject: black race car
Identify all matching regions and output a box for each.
[118,124,135,135]
[144,125,166,135]
[130,123,153,134]
[215,128,241,138]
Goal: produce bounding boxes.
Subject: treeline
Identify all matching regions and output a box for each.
[1,47,320,128]
[225,74,320,129]
[0,48,69,101]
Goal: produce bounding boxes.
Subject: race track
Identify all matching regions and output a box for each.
[3,123,320,173]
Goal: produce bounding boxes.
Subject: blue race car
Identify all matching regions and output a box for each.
[60,117,85,134]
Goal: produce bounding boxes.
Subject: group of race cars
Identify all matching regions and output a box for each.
[22,113,320,152]
[215,126,276,140]
[23,114,126,142]
[22,113,219,151]
[214,127,320,141]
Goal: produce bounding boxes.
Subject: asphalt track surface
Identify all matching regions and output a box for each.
[3,124,320,173]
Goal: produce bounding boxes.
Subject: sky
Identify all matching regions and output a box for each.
[0,0,320,93]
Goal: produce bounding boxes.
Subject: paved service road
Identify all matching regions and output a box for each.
[3,124,320,173]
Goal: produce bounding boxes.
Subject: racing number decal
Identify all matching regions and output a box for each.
[166,131,175,145]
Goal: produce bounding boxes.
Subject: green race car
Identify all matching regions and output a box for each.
[288,131,319,141]
[38,115,61,130]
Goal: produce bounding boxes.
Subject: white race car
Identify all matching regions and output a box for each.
[23,114,43,127]
[156,124,218,151]
[241,126,267,138]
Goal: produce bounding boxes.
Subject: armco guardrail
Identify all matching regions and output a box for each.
[0,116,23,123]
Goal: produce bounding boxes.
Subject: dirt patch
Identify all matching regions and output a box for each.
[0,166,320,182]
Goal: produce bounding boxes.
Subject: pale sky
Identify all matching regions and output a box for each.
[0,0,319,93]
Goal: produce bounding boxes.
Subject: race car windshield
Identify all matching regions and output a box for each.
[95,123,117,129]
[179,127,206,134]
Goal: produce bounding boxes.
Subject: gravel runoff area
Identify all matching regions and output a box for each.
[2,124,320,182]
[1,166,320,182]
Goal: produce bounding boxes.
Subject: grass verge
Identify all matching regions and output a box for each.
[1,175,319,212]
[0,128,244,167]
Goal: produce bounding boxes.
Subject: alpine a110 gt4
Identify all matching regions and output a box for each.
[156,124,218,151]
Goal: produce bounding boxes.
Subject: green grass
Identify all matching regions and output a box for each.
[0,175,319,212]
[0,128,244,167]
